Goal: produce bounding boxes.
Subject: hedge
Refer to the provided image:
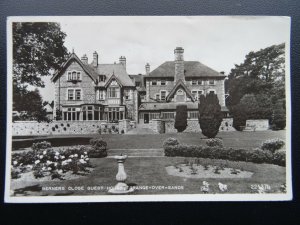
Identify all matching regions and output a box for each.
[164,144,285,167]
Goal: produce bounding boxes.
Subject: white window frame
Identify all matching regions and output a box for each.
[160,79,166,86]
[198,80,204,85]
[108,87,120,98]
[98,90,105,100]
[151,80,157,86]
[67,89,74,100]
[67,70,81,81]
[75,89,82,100]
[67,88,82,101]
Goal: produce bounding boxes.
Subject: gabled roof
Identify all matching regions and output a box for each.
[51,53,135,87]
[166,79,195,102]
[148,61,225,78]
[91,64,135,87]
[51,53,97,82]
[104,74,123,88]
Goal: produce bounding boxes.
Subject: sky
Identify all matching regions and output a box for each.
[33,16,290,102]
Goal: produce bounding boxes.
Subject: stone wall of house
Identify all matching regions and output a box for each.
[54,60,97,115]
[244,119,269,131]
[146,79,174,102]
[12,120,134,136]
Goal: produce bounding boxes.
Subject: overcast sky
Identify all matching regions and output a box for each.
[34,16,290,102]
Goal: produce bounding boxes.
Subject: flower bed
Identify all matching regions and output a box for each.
[11,140,108,180]
[163,138,286,166]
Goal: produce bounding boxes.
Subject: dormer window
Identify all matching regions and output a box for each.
[98,75,106,82]
[67,71,81,81]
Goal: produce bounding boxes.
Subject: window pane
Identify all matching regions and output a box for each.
[75,90,81,100]
[68,90,74,100]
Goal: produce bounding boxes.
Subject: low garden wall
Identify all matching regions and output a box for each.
[244,119,269,131]
[12,119,132,136]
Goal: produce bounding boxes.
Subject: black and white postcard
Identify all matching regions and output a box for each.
[5,16,292,202]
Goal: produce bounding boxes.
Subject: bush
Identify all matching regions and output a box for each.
[164,144,285,166]
[261,138,285,153]
[175,104,188,132]
[32,141,52,151]
[198,93,223,138]
[89,138,107,158]
[163,137,179,148]
[272,101,286,130]
[273,151,286,166]
[206,138,223,148]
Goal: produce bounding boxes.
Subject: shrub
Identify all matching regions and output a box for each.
[206,138,223,148]
[163,137,179,148]
[164,144,285,166]
[272,101,286,130]
[174,105,188,132]
[198,93,223,138]
[32,141,52,151]
[89,138,107,158]
[273,151,286,166]
[261,138,285,153]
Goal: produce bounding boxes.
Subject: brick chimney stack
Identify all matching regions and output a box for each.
[174,47,185,83]
[145,63,150,75]
[81,54,88,64]
[93,51,98,67]
[119,56,126,69]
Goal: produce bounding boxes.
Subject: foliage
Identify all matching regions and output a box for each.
[13,22,68,117]
[198,93,223,138]
[32,141,52,151]
[174,105,188,132]
[272,100,286,130]
[13,22,68,89]
[227,43,285,106]
[163,137,180,149]
[227,43,285,127]
[11,142,92,179]
[164,140,285,166]
[13,88,49,122]
[206,138,223,148]
[89,138,107,158]
[261,138,285,153]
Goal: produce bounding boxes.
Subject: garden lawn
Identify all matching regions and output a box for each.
[13,130,286,150]
[11,156,286,196]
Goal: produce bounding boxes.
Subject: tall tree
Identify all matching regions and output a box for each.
[227,43,285,106]
[198,93,223,138]
[175,105,188,132]
[13,22,69,110]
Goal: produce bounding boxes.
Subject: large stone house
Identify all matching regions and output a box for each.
[138,47,227,124]
[51,51,138,122]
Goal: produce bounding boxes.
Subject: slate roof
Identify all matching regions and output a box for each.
[139,102,229,111]
[51,53,135,87]
[91,64,135,87]
[148,61,225,78]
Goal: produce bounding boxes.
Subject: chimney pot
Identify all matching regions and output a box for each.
[119,56,126,69]
[81,54,88,64]
[145,63,150,75]
[93,51,98,67]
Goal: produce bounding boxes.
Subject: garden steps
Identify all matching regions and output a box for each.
[107,148,164,157]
